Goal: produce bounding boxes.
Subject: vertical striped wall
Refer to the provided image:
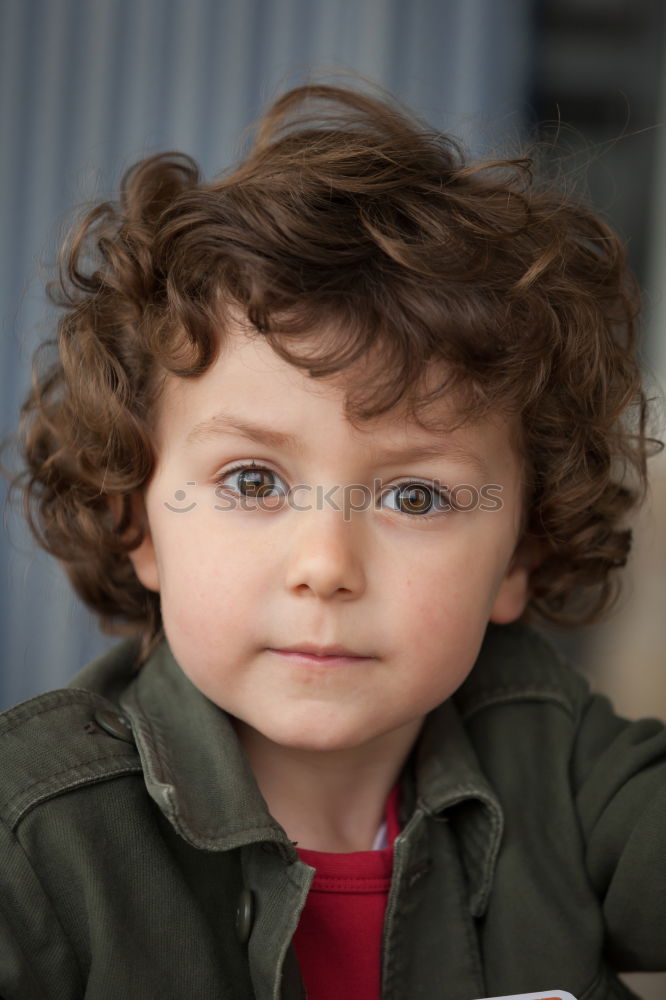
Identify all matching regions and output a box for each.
[0,0,532,707]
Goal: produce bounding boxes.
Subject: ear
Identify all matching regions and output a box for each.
[489,536,541,625]
[108,492,161,593]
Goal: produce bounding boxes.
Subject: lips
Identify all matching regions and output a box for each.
[269,642,375,667]
[270,643,371,659]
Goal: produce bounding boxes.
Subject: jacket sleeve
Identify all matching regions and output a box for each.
[571,689,666,970]
[0,814,82,999]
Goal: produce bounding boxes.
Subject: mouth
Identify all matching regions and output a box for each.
[268,644,373,665]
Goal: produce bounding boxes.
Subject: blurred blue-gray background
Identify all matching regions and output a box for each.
[1,2,665,994]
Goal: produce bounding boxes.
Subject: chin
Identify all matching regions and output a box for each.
[262,722,369,754]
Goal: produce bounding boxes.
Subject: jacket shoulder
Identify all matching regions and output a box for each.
[0,645,143,830]
[454,621,589,722]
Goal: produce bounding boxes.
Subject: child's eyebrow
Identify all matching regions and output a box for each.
[185,411,488,474]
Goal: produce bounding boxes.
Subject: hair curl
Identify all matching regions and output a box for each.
[3,83,662,668]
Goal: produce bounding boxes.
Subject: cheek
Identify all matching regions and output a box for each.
[388,547,500,652]
[398,576,450,635]
[156,517,265,637]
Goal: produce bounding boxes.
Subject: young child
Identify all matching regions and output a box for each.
[1,83,664,1000]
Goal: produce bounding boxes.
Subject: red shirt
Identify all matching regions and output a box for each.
[292,784,401,1000]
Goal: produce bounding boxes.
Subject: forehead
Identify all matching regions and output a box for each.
[153,320,522,463]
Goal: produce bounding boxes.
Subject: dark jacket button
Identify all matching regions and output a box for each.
[93,710,134,743]
[235,888,254,944]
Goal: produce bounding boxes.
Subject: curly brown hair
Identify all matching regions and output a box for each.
[3,83,662,668]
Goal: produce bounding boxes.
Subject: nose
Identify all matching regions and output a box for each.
[283,500,366,600]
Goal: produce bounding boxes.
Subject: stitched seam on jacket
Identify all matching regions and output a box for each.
[417,785,499,809]
[458,688,577,721]
[0,691,110,736]
[5,761,142,829]
[131,684,175,789]
[471,798,502,916]
[171,822,290,849]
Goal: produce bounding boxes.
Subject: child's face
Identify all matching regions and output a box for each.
[128,320,531,754]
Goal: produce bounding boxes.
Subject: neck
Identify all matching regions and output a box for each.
[232,719,423,852]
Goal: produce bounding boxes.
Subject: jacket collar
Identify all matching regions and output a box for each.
[414,696,503,917]
[119,643,294,858]
[115,623,554,915]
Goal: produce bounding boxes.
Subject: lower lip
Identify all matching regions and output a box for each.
[268,649,372,666]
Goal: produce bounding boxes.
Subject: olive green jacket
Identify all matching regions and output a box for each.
[0,622,664,1000]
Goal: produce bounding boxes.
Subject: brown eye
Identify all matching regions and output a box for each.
[397,484,432,514]
[237,467,274,497]
[216,463,286,500]
[382,482,451,517]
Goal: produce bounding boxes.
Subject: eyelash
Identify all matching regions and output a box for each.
[213,461,452,519]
